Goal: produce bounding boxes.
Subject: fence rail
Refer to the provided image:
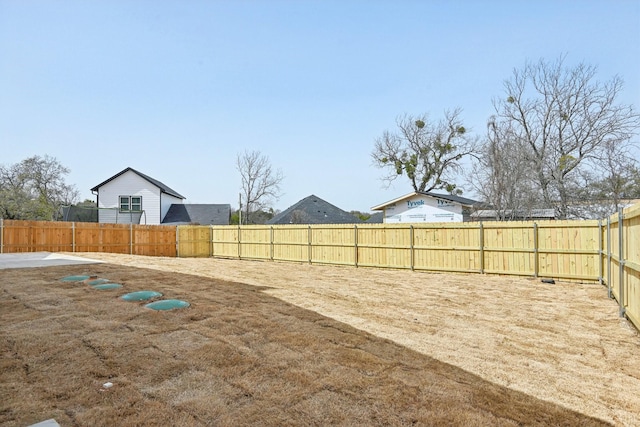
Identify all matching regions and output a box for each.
[0,219,176,257]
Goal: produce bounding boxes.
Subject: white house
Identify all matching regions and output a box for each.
[91,167,186,225]
[371,191,480,223]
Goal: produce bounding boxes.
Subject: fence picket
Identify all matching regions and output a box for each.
[0,220,176,256]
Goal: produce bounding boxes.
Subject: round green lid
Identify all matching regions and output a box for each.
[60,275,90,282]
[121,290,162,301]
[145,299,190,310]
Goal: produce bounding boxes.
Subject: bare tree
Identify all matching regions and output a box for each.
[0,162,30,219]
[468,116,541,220]
[372,109,477,194]
[596,139,640,207]
[493,55,640,218]
[236,150,284,224]
[572,138,640,218]
[289,209,309,224]
[0,155,79,220]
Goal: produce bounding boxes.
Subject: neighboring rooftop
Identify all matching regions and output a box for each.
[427,192,480,207]
[371,191,481,211]
[267,194,361,224]
[90,167,186,199]
[162,204,231,225]
[364,212,384,223]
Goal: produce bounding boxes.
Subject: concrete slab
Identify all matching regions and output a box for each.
[28,419,60,427]
[0,252,102,269]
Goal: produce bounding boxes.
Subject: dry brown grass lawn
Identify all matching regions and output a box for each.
[1,253,639,426]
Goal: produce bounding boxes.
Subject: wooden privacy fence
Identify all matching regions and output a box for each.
[0,219,177,257]
[177,221,604,280]
[604,203,640,330]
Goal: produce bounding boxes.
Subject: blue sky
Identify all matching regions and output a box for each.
[1,0,639,213]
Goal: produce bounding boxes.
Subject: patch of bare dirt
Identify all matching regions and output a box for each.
[2,252,639,425]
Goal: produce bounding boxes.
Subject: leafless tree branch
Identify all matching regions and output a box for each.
[236,150,284,224]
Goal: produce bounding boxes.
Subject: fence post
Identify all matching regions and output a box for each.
[72,222,76,253]
[479,222,485,274]
[618,208,625,318]
[533,222,539,278]
[270,226,274,261]
[607,217,612,298]
[410,225,414,271]
[0,217,3,253]
[176,226,180,258]
[354,225,358,268]
[308,225,312,264]
[130,223,133,255]
[210,225,214,257]
[238,225,241,259]
[598,219,603,286]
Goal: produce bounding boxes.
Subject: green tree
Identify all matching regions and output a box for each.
[231,208,277,225]
[0,155,79,220]
[230,210,240,225]
[350,210,371,221]
[372,109,477,194]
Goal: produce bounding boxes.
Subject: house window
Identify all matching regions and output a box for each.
[131,196,142,212]
[119,196,142,212]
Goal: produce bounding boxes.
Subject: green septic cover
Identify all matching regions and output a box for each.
[92,283,123,290]
[145,299,190,310]
[86,278,111,286]
[60,275,90,282]
[121,291,162,301]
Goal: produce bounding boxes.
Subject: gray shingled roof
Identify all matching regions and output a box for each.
[365,212,384,223]
[162,204,231,225]
[267,195,362,224]
[372,191,481,211]
[90,167,186,199]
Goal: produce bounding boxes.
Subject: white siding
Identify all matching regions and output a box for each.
[383,194,463,223]
[97,170,162,224]
[160,193,183,223]
[97,208,118,224]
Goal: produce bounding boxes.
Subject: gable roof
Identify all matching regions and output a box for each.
[91,167,185,199]
[371,191,480,211]
[267,194,361,224]
[162,204,231,225]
